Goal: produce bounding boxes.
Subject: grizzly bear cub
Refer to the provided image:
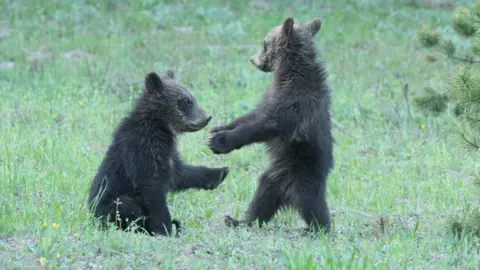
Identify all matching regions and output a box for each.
[88,71,229,237]
[208,17,334,233]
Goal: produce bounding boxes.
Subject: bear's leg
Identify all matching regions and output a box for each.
[96,195,150,234]
[294,182,331,233]
[139,191,176,237]
[171,157,229,191]
[208,120,281,154]
[95,194,181,237]
[225,170,281,228]
[210,111,257,133]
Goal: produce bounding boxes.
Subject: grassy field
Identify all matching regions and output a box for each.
[1,0,479,268]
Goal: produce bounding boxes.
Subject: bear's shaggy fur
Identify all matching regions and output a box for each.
[88,71,229,237]
[208,17,334,233]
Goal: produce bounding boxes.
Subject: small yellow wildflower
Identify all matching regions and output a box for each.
[39,257,46,265]
[56,252,61,259]
[420,124,426,130]
[52,223,59,229]
[354,255,359,260]
[41,221,48,228]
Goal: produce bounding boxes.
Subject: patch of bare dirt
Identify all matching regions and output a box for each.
[173,26,194,33]
[411,0,453,9]
[63,49,90,60]
[0,27,9,39]
[28,50,53,62]
[0,236,39,268]
[0,61,14,70]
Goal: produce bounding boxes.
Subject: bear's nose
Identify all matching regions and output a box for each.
[205,116,212,123]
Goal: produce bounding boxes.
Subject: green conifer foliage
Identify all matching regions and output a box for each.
[416,1,480,149]
[418,2,480,239]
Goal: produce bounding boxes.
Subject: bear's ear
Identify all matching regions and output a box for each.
[305,18,322,36]
[166,70,175,80]
[145,72,164,93]
[282,17,295,38]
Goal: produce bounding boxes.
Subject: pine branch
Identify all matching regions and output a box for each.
[416,2,480,151]
[417,26,441,48]
[459,129,480,149]
[473,36,480,55]
[453,67,480,105]
[453,6,478,38]
[436,47,480,64]
[413,86,449,115]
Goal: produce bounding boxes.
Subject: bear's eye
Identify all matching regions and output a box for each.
[178,98,192,111]
[263,41,267,52]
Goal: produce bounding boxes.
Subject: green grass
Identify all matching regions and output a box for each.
[1,0,479,268]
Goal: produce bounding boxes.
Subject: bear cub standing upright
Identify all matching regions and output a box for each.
[208,17,334,233]
[88,71,229,237]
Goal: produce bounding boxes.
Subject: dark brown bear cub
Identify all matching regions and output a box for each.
[88,71,229,237]
[208,17,333,233]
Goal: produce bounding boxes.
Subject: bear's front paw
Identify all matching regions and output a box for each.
[207,131,233,154]
[224,215,240,228]
[206,167,229,190]
[171,219,183,238]
[219,167,229,182]
[210,125,226,134]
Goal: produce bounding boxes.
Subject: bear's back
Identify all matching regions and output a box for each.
[88,116,176,207]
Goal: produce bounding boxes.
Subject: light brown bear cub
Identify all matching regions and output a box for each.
[207,17,334,234]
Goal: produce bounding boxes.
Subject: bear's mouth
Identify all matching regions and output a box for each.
[189,123,206,130]
[254,62,271,73]
[259,65,271,72]
[187,117,211,131]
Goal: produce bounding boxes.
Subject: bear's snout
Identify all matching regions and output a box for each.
[205,115,212,124]
[189,114,212,131]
